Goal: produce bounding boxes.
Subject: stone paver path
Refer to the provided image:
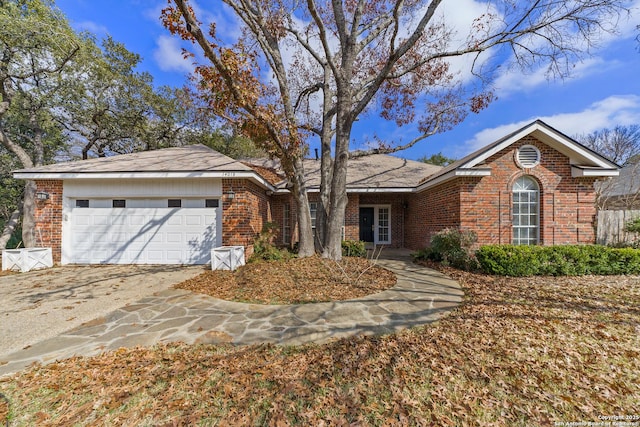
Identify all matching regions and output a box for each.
[0,251,463,377]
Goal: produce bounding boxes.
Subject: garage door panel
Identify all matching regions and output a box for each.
[75,216,90,226]
[92,215,109,226]
[166,232,182,243]
[111,216,127,226]
[166,216,183,226]
[66,205,219,265]
[72,231,91,243]
[129,215,146,226]
[185,215,203,226]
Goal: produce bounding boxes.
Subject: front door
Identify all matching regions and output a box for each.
[359,207,374,242]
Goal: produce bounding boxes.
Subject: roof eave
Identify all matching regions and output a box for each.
[13,170,276,191]
[417,168,492,192]
[571,166,620,178]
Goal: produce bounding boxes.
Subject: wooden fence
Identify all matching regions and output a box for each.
[596,210,640,246]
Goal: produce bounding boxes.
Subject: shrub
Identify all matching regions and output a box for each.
[476,244,640,276]
[474,245,542,276]
[250,222,293,262]
[624,217,640,233]
[415,228,478,271]
[341,240,366,257]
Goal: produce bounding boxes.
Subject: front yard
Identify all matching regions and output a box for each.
[1,262,638,425]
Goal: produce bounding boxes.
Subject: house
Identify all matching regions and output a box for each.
[13,120,619,265]
[596,161,640,210]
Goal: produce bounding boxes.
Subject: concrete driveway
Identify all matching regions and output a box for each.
[0,265,205,358]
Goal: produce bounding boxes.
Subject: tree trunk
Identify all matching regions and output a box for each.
[0,207,21,249]
[21,181,37,247]
[322,144,349,260]
[291,157,315,258]
[322,111,351,260]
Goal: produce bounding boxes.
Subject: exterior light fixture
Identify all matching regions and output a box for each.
[227,187,235,201]
[36,191,50,201]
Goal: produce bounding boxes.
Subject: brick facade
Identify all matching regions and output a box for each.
[405,136,598,250]
[221,178,272,258]
[26,132,603,265]
[405,180,462,250]
[33,180,64,263]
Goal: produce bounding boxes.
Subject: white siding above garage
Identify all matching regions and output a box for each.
[62,178,222,199]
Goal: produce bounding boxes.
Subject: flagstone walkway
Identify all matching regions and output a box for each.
[0,250,463,377]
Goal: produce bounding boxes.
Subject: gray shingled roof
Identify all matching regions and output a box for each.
[598,162,640,197]
[243,154,441,190]
[302,155,441,190]
[15,144,252,174]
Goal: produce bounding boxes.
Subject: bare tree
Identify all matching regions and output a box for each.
[163,0,629,260]
[575,125,640,165]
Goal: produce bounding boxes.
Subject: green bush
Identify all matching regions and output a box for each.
[341,240,366,257]
[476,244,640,276]
[624,217,640,233]
[414,228,478,271]
[412,247,441,262]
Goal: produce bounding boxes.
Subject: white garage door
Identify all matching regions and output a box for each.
[63,198,221,265]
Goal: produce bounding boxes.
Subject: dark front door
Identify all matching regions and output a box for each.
[359,207,375,242]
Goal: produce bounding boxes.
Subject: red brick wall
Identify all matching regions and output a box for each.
[221,179,272,259]
[461,136,597,246]
[33,180,63,263]
[272,193,406,248]
[406,136,598,250]
[358,193,408,248]
[405,180,462,250]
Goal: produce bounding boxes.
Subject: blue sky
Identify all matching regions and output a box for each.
[55,0,640,161]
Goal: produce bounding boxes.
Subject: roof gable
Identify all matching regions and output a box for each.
[418,120,619,191]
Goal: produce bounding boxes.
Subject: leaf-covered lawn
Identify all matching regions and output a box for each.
[175,256,397,304]
[1,264,639,426]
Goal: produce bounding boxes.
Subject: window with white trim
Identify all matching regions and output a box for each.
[512,176,539,245]
[378,207,390,243]
[283,203,291,244]
[309,202,345,239]
[309,202,317,229]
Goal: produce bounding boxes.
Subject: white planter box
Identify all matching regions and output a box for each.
[211,246,245,271]
[2,248,53,273]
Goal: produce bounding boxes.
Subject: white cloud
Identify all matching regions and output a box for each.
[75,20,109,36]
[435,0,500,84]
[461,94,640,154]
[142,2,167,26]
[153,35,194,73]
[492,57,624,97]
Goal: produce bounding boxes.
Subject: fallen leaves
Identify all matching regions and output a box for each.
[175,256,397,304]
[0,263,638,425]
[0,393,7,425]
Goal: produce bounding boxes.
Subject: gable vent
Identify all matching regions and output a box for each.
[517,145,541,168]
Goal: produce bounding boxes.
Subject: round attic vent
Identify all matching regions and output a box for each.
[517,145,541,168]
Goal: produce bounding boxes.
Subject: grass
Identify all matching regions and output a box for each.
[1,262,638,425]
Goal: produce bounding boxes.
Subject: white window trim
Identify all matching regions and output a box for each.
[361,205,392,245]
[309,202,345,240]
[512,176,540,245]
[283,203,291,244]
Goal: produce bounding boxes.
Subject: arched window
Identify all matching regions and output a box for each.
[512,176,539,245]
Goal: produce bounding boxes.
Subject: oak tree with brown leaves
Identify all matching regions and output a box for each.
[163,0,628,260]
